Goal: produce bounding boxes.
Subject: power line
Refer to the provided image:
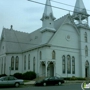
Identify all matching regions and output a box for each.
[27,0,90,16]
[28,0,70,12]
[50,0,90,12]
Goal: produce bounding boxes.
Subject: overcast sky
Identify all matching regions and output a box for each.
[0,0,90,35]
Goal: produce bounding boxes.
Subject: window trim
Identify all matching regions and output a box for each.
[15,56,19,70]
[52,50,56,59]
[62,55,65,74]
[11,56,14,70]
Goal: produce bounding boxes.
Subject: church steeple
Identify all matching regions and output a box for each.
[73,0,89,26]
[41,0,56,32]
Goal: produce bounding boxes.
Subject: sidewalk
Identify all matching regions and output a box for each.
[65,80,86,83]
[24,81,36,85]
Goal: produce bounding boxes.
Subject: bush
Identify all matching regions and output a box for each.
[13,73,23,79]
[0,74,7,77]
[64,77,71,80]
[22,71,36,80]
[77,77,86,80]
[64,77,86,80]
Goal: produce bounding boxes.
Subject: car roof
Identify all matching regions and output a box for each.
[0,76,16,78]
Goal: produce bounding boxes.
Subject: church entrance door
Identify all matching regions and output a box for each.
[85,68,88,77]
[40,62,46,77]
[47,62,54,77]
[85,60,89,77]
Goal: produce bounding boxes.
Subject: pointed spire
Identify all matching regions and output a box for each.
[72,0,90,27]
[41,0,55,20]
[73,0,88,17]
[40,0,56,33]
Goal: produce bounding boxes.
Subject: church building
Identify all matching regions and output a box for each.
[0,0,90,78]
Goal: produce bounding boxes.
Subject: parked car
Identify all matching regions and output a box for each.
[35,76,64,86]
[0,76,24,87]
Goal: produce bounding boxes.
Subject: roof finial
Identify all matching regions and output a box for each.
[10,25,13,30]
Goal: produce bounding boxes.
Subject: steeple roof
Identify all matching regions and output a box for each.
[41,0,55,20]
[73,0,88,15]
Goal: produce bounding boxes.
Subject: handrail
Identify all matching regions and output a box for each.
[55,73,62,78]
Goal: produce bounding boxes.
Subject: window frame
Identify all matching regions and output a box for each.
[24,55,26,70]
[11,56,14,70]
[85,45,88,57]
[85,32,87,42]
[28,54,30,70]
[72,56,75,74]
[67,55,71,74]
[40,51,42,60]
[62,55,65,74]
[52,50,56,59]
[15,56,19,70]
[33,57,35,72]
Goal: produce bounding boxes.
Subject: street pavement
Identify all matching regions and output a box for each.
[0,83,82,90]
[0,80,87,90]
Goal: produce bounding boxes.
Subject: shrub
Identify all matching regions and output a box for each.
[64,77,86,80]
[64,77,71,80]
[13,73,23,79]
[77,77,86,80]
[22,71,36,80]
[0,74,7,77]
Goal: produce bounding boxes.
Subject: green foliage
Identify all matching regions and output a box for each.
[22,71,36,80]
[13,72,23,79]
[0,74,7,77]
[64,76,86,80]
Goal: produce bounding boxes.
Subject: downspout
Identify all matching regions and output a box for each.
[37,48,39,77]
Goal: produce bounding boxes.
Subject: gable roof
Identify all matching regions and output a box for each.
[1,28,42,53]
[54,14,69,30]
[0,14,80,54]
[48,14,80,44]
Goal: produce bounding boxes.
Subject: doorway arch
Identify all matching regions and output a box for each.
[85,60,89,77]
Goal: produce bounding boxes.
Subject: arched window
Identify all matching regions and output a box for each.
[52,50,55,59]
[85,46,88,56]
[11,56,14,70]
[85,32,87,42]
[28,54,30,70]
[1,58,3,74]
[72,56,75,74]
[15,56,19,70]
[33,57,35,72]
[40,51,42,60]
[85,60,89,68]
[4,57,6,74]
[24,55,26,70]
[62,55,65,74]
[67,55,71,74]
